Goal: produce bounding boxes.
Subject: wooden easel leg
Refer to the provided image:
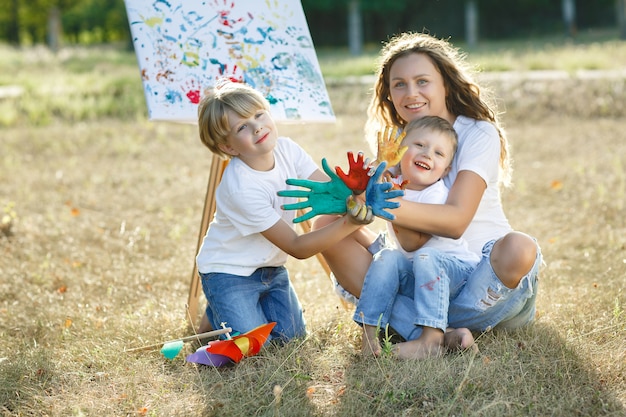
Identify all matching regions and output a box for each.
[186,156,334,330]
[187,154,227,330]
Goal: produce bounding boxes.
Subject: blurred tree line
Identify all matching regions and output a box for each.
[0,0,624,51]
[305,0,624,47]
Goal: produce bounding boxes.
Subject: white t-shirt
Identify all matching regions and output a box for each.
[196,137,318,276]
[445,115,513,255]
[387,178,480,265]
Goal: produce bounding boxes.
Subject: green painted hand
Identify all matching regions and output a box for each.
[278,158,352,223]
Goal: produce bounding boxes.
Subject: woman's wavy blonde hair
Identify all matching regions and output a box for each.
[366,32,511,186]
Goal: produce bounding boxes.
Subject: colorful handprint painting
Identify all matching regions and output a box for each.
[124,0,335,123]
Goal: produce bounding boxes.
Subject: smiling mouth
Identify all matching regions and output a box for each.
[256,133,269,144]
[406,103,426,110]
[414,161,430,170]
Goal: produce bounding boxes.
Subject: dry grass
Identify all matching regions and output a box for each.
[1,45,625,416]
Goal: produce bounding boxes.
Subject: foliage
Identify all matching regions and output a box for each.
[2,33,626,128]
[0,0,621,47]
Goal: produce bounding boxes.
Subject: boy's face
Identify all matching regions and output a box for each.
[218,108,278,169]
[399,127,454,191]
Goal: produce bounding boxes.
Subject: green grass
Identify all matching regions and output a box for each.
[1,29,626,127]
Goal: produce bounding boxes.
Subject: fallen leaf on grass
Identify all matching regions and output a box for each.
[550,180,563,190]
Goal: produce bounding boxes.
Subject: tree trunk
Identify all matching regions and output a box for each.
[465,0,478,47]
[347,0,362,56]
[618,0,626,40]
[47,7,62,52]
[7,0,20,45]
[562,0,577,38]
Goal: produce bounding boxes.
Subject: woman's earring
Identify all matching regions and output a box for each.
[386,96,392,101]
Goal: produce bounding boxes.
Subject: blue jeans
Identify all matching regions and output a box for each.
[353,247,475,337]
[446,239,542,331]
[200,266,306,342]
[386,238,542,340]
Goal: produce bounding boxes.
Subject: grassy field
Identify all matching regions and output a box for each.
[1,33,625,416]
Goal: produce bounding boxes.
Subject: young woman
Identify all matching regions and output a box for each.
[313,32,543,357]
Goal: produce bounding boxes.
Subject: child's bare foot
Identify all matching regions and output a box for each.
[361,325,382,357]
[444,328,478,353]
[393,327,444,359]
[197,313,213,333]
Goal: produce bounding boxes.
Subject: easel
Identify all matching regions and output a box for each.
[186,154,332,329]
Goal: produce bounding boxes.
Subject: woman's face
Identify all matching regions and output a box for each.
[388,53,453,125]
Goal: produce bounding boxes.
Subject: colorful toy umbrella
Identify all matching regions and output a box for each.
[186,322,276,366]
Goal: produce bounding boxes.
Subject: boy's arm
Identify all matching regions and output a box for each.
[261,208,369,260]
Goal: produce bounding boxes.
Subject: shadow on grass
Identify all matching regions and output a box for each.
[332,323,624,416]
[191,338,320,417]
[0,344,58,415]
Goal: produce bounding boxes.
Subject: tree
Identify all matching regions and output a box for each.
[619,0,626,39]
[347,0,362,55]
[562,0,577,37]
[6,0,20,45]
[465,0,478,47]
[47,6,61,51]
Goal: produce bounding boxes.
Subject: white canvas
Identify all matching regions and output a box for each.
[124,0,335,124]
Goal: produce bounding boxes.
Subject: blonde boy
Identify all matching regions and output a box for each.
[196,81,372,342]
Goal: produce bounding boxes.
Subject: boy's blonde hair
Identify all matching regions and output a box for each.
[403,116,458,162]
[197,81,270,159]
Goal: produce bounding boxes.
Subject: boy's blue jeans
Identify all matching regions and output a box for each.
[353,247,475,337]
[200,266,306,342]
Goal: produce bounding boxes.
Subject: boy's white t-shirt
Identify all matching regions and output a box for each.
[387,178,480,265]
[196,137,318,276]
[446,115,513,255]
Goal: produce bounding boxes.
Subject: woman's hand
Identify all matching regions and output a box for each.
[376,126,408,167]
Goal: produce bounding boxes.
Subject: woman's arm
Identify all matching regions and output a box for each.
[391,170,486,239]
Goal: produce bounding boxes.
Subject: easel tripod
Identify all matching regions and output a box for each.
[186,154,332,329]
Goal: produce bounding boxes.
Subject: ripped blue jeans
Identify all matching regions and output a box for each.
[382,239,542,340]
[353,247,476,337]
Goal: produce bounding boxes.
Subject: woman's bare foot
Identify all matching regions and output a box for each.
[361,325,382,357]
[444,328,478,353]
[393,327,444,359]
